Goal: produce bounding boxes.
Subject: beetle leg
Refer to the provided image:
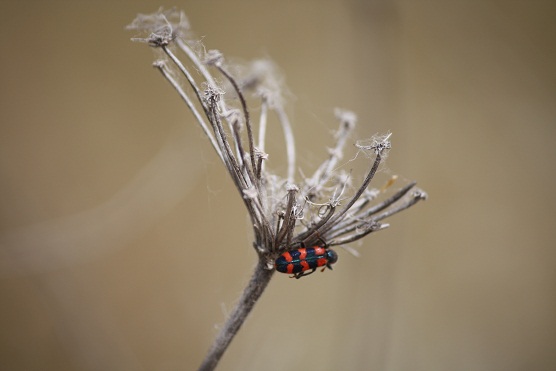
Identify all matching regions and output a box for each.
[293,268,317,279]
[316,236,328,249]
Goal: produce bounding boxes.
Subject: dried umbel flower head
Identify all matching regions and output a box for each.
[128,8,426,371]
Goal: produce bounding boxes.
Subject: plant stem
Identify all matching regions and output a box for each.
[198,258,274,371]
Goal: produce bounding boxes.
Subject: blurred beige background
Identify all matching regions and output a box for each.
[1,1,555,370]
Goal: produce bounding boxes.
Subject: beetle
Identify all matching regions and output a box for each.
[274,246,338,279]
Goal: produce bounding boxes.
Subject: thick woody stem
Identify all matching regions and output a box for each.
[198,260,274,371]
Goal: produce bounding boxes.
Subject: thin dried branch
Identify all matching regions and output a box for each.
[274,105,296,183]
[214,63,258,178]
[153,61,223,161]
[327,181,416,237]
[305,109,356,197]
[162,46,209,115]
[308,150,384,242]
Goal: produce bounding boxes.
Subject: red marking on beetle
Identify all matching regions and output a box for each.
[286,264,294,274]
[313,246,326,256]
[284,252,293,262]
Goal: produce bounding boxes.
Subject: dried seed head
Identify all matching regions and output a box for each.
[204,49,224,66]
[130,9,427,371]
[356,133,392,156]
[127,8,189,47]
[203,84,225,107]
[129,8,425,263]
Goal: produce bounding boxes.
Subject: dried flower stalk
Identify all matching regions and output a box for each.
[127,8,426,371]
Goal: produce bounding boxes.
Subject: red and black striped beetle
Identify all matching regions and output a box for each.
[274,246,338,279]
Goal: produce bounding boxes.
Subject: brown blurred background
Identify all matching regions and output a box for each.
[1,1,555,370]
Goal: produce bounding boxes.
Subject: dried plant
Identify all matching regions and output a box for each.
[127,8,426,371]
